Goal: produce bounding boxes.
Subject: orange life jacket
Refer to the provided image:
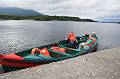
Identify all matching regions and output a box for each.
[51,47,66,53]
[31,48,41,54]
[69,36,76,41]
[68,32,76,41]
[40,48,50,57]
[31,48,50,57]
[60,48,66,52]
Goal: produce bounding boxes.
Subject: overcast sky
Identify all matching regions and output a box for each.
[0,0,120,20]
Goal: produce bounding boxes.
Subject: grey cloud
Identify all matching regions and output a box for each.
[0,0,120,21]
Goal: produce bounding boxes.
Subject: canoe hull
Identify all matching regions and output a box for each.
[0,59,39,68]
[0,35,98,73]
[2,66,25,73]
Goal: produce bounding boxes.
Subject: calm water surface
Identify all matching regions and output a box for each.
[0,20,120,54]
[0,20,120,73]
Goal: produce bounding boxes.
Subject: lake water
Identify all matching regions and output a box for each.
[0,20,120,55]
[0,20,120,73]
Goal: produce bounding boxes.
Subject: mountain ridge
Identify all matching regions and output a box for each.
[0,7,43,16]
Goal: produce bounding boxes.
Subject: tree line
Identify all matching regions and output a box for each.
[0,15,96,22]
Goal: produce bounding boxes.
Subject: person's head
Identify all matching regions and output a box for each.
[84,32,88,35]
[68,32,75,36]
[90,32,96,37]
[91,32,96,35]
[84,32,89,37]
[70,32,74,34]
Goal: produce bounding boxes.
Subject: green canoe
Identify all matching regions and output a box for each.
[0,34,98,72]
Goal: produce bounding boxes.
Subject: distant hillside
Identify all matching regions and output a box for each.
[0,7,43,16]
[0,15,96,22]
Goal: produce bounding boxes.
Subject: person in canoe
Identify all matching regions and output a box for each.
[66,32,78,49]
[31,48,51,57]
[79,32,97,49]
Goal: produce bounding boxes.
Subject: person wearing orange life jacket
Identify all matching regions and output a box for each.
[89,32,96,39]
[67,32,76,41]
[66,32,78,48]
[31,48,50,57]
[51,47,66,53]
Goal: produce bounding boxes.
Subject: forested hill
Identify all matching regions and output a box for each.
[0,15,96,22]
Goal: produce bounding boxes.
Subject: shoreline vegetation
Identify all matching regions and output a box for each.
[0,15,96,22]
